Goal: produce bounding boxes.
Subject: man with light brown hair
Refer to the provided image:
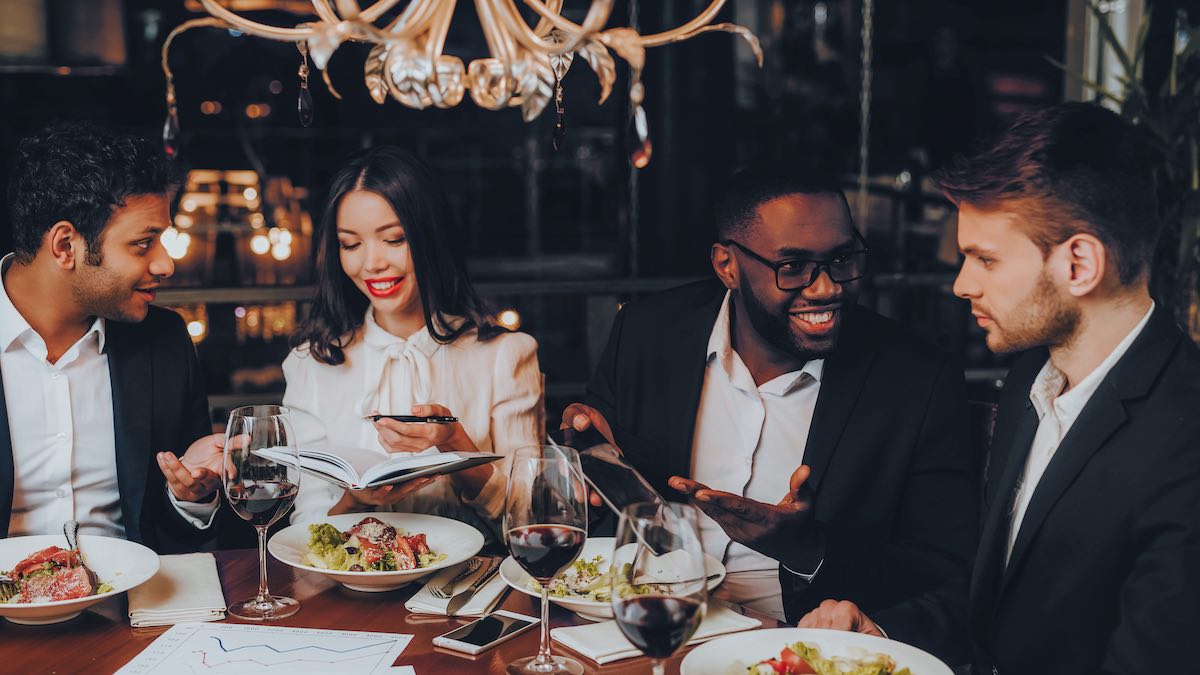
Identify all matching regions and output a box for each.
[802,102,1200,674]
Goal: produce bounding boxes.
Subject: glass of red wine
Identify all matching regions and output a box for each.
[503,445,588,675]
[610,502,707,675]
[222,404,300,621]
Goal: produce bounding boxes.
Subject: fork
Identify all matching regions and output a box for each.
[428,557,483,599]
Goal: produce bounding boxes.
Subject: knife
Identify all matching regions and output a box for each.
[445,557,503,616]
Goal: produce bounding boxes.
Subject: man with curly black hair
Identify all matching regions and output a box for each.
[1,122,224,553]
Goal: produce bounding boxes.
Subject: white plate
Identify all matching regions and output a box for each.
[0,535,160,625]
[499,536,725,621]
[679,627,953,675]
[268,512,484,592]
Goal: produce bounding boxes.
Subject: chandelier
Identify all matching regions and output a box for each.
[162,0,761,167]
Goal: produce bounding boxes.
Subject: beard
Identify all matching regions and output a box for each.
[738,285,840,362]
[71,258,146,323]
[984,269,1080,354]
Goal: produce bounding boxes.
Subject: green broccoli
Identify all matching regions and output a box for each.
[303,523,351,569]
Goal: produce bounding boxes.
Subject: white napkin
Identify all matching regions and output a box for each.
[551,604,762,665]
[127,553,226,627]
[404,559,507,617]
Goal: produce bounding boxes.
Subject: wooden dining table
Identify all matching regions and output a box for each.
[0,549,784,674]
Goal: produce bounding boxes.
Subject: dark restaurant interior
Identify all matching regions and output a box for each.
[11,0,1195,422]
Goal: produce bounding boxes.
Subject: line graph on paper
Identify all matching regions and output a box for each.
[116,623,414,675]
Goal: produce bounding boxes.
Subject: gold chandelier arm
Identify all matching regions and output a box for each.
[532,0,562,37]
[360,0,410,23]
[198,0,314,40]
[312,0,341,24]
[497,0,612,55]
[637,0,727,47]
[521,0,580,33]
[162,17,228,84]
[424,0,457,60]
[333,0,362,19]
[476,0,519,64]
[382,0,440,40]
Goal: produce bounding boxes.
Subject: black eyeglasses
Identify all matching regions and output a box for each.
[721,236,870,291]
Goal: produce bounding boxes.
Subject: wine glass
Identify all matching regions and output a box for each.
[610,502,708,675]
[503,445,588,675]
[222,404,301,621]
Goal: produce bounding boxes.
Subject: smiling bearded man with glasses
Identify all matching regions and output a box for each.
[560,166,978,633]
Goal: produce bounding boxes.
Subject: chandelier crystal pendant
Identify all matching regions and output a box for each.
[162,0,762,167]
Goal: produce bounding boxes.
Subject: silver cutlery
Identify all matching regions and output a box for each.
[445,557,503,616]
[428,556,484,600]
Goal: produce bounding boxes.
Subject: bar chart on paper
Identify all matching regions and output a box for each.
[115,622,414,675]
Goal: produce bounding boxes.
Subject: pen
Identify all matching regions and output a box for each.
[364,414,459,424]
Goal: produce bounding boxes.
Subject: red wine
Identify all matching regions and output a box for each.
[227,482,298,526]
[614,595,704,658]
[506,524,586,581]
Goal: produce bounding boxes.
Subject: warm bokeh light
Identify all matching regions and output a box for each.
[186,320,206,342]
[270,242,292,261]
[250,234,271,255]
[244,187,258,201]
[161,227,191,260]
[497,308,521,330]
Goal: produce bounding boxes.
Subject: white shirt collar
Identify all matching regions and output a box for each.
[0,253,106,357]
[706,290,824,395]
[1029,301,1155,418]
[361,307,437,357]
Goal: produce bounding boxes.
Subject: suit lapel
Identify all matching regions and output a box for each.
[970,403,1038,628]
[998,308,1178,594]
[657,293,724,484]
[803,308,879,492]
[106,324,153,544]
[0,359,12,537]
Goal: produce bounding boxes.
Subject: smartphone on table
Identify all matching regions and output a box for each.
[432,610,540,654]
[363,414,458,423]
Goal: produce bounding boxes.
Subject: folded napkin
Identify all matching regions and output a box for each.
[551,604,762,665]
[404,559,507,617]
[127,553,226,627]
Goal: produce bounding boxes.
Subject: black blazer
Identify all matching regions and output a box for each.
[879,306,1200,673]
[586,280,978,623]
[0,306,214,553]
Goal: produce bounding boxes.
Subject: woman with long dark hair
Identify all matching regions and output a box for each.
[285,146,541,536]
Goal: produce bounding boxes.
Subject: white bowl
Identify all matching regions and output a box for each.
[0,535,160,625]
[499,536,725,621]
[268,512,484,592]
[679,627,953,675]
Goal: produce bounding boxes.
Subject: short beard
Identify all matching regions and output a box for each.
[988,269,1079,354]
[737,285,834,362]
[71,256,142,322]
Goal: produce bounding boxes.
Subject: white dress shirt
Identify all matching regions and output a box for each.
[1006,302,1155,561]
[691,292,824,621]
[1,254,216,539]
[285,308,542,537]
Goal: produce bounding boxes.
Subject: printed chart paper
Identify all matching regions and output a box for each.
[116,622,413,675]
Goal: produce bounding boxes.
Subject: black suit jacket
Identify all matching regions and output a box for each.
[586,280,978,623]
[879,306,1200,673]
[0,306,215,553]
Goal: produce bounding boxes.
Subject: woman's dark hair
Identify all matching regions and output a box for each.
[8,121,178,265]
[292,146,501,365]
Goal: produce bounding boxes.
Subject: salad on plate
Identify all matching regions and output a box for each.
[304,516,446,572]
[748,640,913,675]
[1,545,112,604]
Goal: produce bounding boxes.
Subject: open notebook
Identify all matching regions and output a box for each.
[253,446,503,490]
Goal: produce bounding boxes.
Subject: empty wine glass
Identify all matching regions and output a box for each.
[503,445,588,675]
[610,502,707,675]
[223,404,300,621]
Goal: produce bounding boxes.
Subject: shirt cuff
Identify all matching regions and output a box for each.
[780,557,824,583]
[168,490,220,529]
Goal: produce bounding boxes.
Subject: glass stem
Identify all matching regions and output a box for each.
[536,583,553,664]
[255,525,271,604]
[652,658,665,675]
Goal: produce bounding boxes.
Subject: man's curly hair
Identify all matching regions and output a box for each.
[8,122,178,265]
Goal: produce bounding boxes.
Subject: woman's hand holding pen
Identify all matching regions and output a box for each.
[372,404,478,454]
